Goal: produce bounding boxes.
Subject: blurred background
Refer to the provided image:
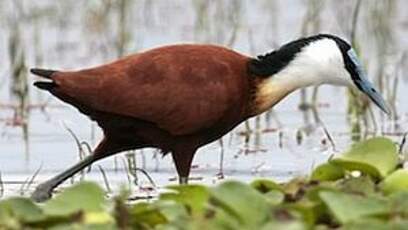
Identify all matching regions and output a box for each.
[0,0,407,197]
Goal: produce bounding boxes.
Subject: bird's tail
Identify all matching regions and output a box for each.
[31,68,58,91]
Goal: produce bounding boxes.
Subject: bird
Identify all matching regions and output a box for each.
[30,34,389,201]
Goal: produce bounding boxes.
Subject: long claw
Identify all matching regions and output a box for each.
[31,182,54,202]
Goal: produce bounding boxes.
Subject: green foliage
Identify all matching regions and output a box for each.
[310,162,345,181]
[43,182,107,216]
[160,184,210,216]
[128,202,167,229]
[381,169,408,195]
[0,137,407,229]
[319,191,389,224]
[330,137,398,179]
[210,181,272,228]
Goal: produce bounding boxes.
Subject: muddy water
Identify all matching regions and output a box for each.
[0,0,407,197]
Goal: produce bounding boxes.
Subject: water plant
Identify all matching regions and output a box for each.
[1,137,407,229]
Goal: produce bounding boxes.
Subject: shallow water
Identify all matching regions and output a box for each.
[0,0,407,197]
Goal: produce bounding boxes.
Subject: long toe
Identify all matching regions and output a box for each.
[31,183,54,202]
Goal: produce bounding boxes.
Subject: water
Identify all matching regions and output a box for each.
[0,0,407,197]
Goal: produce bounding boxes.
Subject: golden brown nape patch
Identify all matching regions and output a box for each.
[249,77,295,116]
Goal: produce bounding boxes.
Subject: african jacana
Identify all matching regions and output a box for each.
[30,34,389,201]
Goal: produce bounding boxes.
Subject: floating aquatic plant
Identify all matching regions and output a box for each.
[1,137,407,229]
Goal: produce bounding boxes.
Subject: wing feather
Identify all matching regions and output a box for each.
[52,45,250,135]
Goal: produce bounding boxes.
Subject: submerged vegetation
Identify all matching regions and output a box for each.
[1,137,408,229]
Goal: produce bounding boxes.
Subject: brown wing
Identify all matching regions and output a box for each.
[51,45,251,135]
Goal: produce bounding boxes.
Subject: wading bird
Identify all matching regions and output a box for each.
[31,34,389,201]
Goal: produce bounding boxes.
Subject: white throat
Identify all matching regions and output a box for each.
[252,38,351,115]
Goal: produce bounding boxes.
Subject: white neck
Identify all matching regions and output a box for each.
[274,38,349,89]
[252,38,350,115]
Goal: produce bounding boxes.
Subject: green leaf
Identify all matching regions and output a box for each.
[311,163,345,181]
[389,220,408,230]
[336,176,376,196]
[284,200,320,227]
[389,191,408,217]
[331,137,398,179]
[250,179,283,193]
[381,169,408,195]
[250,179,284,205]
[303,185,339,225]
[319,191,389,224]
[264,190,285,205]
[160,184,209,215]
[342,218,408,230]
[206,205,242,230]
[43,182,106,216]
[154,200,189,223]
[304,183,337,202]
[48,223,117,230]
[0,197,44,222]
[210,181,270,227]
[129,202,167,228]
[83,211,115,225]
[342,218,390,230]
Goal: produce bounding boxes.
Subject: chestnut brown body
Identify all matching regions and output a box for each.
[33,44,261,185]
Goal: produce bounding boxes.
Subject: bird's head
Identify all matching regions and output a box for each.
[249,34,390,115]
[321,34,390,115]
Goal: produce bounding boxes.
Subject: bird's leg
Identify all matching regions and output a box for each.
[179,176,188,184]
[171,148,196,185]
[31,154,100,202]
[31,137,117,202]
